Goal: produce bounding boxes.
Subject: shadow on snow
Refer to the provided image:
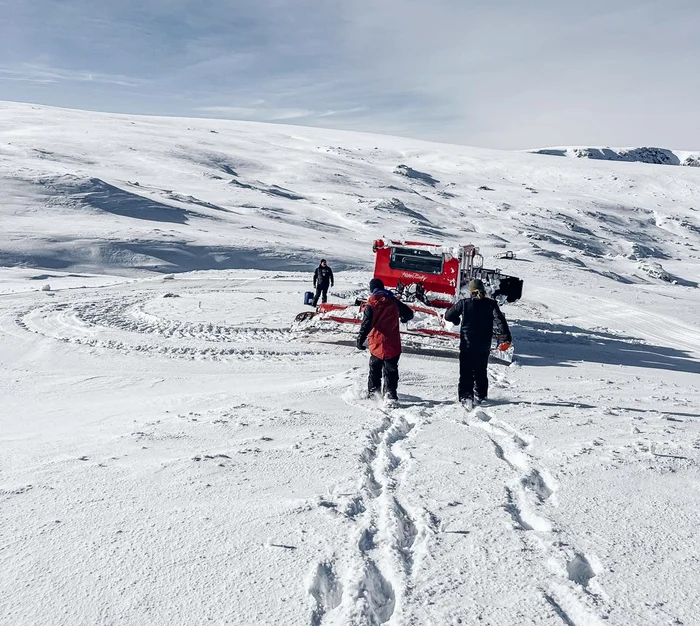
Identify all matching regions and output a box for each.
[513,319,700,376]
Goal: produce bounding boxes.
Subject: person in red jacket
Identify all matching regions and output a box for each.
[356,278,415,401]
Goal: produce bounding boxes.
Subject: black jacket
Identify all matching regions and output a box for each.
[444,296,511,352]
[313,265,334,287]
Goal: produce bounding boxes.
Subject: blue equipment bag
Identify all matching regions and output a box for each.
[303,291,314,306]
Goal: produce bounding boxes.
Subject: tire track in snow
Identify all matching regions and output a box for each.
[465,406,609,625]
[308,392,432,625]
[77,295,294,343]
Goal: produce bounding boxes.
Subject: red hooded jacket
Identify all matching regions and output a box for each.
[357,290,414,360]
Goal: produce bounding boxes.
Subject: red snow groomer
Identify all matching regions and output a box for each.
[295,239,523,361]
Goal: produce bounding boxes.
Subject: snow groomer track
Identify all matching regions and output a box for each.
[14,277,331,360]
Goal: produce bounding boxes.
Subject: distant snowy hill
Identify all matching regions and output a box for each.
[1,101,700,288]
[531,146,700,167]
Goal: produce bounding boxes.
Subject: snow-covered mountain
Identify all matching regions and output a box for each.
[2,101,700,285]
[531,145,700,167]
[2,102,700,626]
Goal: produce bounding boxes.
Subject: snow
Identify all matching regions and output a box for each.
[1,102,700,625]
[530,146,700,168]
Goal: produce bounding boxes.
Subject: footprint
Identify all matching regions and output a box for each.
[520,469,554,502]
[391,497,418,574]
[342,495,366,519]
[358,527,376,552]
[504,487,551,532]
[566,553,596,587]
[309,560,343,626]
[356,561,396,625]
[512,433,529,449]
[474,409,491,422]
[504,487,534,531]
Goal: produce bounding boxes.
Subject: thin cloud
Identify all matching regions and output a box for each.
[268,109,315,120]
[197,106,260,116]
[0,64,145,87]
[1,0,699,148]
[196,104,316,121]
[317,107,368,118]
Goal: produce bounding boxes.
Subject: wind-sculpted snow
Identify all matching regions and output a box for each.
[2,101,699,280]
[0,238,324,274]
[393,164,440,186]
[372,197,435,227]
[46,175,202,224]
[229,177,306,201]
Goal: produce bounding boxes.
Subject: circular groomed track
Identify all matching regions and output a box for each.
[15,289,332,361]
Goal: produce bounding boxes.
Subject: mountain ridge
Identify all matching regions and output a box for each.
[530,146,700,167]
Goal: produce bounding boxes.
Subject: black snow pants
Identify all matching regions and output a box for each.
[312,284,329,306]
[368,354,400,400]
[458,348,490,401]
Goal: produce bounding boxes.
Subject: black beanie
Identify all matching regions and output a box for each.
[469,278,486,294]
[369,278,384,292]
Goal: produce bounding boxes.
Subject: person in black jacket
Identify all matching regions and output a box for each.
[444,279,511,407]
[312,259,334,306]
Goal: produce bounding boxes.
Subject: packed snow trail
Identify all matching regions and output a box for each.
[307,386,425,625]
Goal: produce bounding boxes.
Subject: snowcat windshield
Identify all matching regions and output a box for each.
[389,247,444,274]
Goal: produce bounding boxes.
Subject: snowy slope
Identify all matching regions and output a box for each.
[2,101,700,282]
[1,102,700,626]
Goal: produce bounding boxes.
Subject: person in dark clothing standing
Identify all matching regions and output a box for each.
[312,259,334,306]
[444,278,512,408]
[356,278,415,402]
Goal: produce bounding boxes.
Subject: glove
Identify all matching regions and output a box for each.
[498,341,511,352]
[356,338,367,350]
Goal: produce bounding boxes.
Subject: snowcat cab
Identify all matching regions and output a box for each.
[370,239,522,306]
[294,239,523,362]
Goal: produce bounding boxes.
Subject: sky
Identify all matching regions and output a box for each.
[1,0,699,149]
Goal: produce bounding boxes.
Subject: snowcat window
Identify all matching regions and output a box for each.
[389,247,444,274]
